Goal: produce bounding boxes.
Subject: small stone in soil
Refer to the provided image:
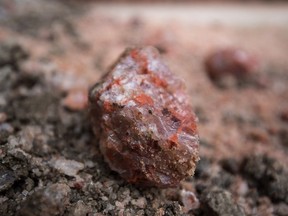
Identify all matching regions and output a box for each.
[180,189,200,213]
[157,202,182,216]
[0,123,14,144]
[200,188,246,216]
[0,169,16,192]
[89,46,199,188]
[17,183,71,216]
[49,157,85,177]
[204,48,258,88]
[62,90,88,111]
[68,200,92,216]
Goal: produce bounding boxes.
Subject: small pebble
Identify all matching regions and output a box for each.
[131,197,147,209]
[200,188,245,216]
[63,89,88,111]
[180,189,199,213]
[0,169,16,192]
[17,183,70,216]
[89,46,199,188]
[205,47,259,87]
[49,157,84,177]
[68,201,92,216]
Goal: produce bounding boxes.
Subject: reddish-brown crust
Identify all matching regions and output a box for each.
[89,47,199,188]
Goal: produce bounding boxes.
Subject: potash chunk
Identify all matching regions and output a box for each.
[89,47,199,188]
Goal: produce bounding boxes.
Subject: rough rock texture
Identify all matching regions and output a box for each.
[89,47,199,188]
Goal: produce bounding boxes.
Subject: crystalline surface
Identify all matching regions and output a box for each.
[89,47,199,188]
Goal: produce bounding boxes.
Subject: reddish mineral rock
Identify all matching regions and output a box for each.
[205,48,259,84]
[89,47,199,188]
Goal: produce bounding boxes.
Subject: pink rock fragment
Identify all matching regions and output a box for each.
[205,48,259,84]
[89,47,199,188]
[63,90,88,111]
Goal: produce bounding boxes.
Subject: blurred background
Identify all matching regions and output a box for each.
[0,0,287,168]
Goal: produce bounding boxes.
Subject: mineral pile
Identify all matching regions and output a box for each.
[89,47,199,188]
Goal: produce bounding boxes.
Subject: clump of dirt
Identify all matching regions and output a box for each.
[199,188,246,216]
[241,155,288,204]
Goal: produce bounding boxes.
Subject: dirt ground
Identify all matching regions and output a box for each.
[0,1,288,215]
